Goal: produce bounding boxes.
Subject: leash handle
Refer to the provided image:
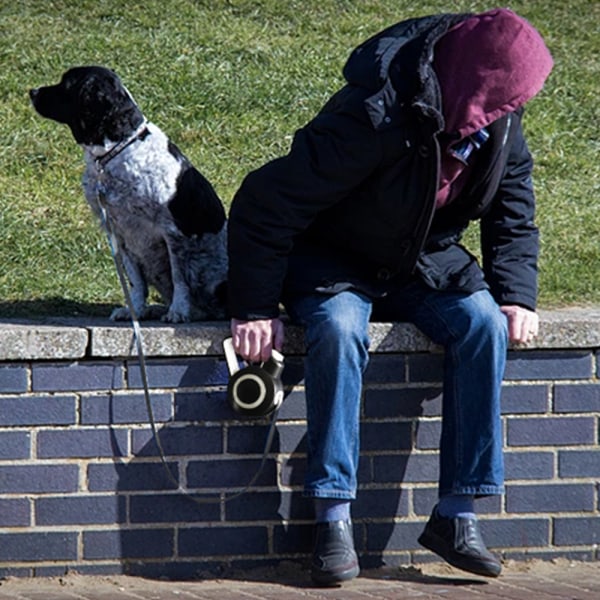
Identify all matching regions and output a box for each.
[223,337,241,375]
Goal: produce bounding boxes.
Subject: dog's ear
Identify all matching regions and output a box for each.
[169,165,226,238]
[75,77,114,143]
[74,71,143,145]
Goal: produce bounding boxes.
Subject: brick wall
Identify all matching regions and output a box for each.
[0,310,599,578]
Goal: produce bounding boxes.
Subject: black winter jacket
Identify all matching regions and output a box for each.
[228,13,539,319]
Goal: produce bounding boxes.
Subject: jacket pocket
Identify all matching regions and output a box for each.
[415,244,488,292]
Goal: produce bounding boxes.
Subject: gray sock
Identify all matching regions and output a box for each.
[314,498,351,523]
[437,494,475,519]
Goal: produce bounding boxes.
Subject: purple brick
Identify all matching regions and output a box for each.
[364,387,442,419]
[0,532,78,561]
[130,493,219,523]
[0,395,76,426]
[413,487,441,516]
[505,351,592,381]
[36,496,126,525]
[478,518,549,548]
[507,416,595,446]
[415,420,441,450]
[81,391,172,425]
[364,355,406,383]
[353,488,409,519]
[272,523,313,554]
[226,424,273,454]
[559,450,600,478]
[127,358,227,389]
[0,499,30,527]
[275,490,314,521]
[373,453,439,484]
[361,421,412,451]
[407,354,444,382]
[186,458,277,489]
[367,521,425,551]
[179,526,268,557]
[505,451,555,481]
[32,362,123,391]
[554,384,600,413]
[227,424,306,455]
[0,365,28,392]
[132,424,222,456]
[275,390,307,420]
[225,423,306,455]
[500,384,549,414]
[88,462,179,492]
[225,491,293,522]
[84,528,173,559]
[174,390,231,422]
[274,423,306,454]
[363,387,442,418]
[554,517,600,546]
[506,483,594,513]
[0,465,78,493]
[0,431,30,459]
[37,429,128,458]
[279,453,310,488]
[357,455,372,485]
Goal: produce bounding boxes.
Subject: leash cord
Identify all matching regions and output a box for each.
[96,184,278,507]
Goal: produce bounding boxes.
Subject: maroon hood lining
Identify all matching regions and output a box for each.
[432,8,553,207]
[433,8,553,138]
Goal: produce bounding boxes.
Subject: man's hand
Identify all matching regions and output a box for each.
[500,305,539,344]
[230,318,285,363]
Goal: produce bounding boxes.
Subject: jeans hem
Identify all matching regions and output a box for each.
[439,485,505,498]
[303,490,356,501]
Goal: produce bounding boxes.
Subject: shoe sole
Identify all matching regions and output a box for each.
[311,564,360,586]
[418,530,501,578]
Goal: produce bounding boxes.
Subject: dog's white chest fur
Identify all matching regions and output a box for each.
[84,124,178,219]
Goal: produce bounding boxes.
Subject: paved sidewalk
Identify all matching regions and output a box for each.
[0,560,598,599]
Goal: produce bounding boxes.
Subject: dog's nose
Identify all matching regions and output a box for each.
[29,88,39,101]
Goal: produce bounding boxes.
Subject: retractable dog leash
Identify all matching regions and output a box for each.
[95,173,283,507]
[224,337,285,416]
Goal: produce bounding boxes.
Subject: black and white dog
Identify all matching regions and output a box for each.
[30,66,227,322]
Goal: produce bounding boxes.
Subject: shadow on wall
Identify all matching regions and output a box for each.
[87,348,441,579]
[0,299,117,319]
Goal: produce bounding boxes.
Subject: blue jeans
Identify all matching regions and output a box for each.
[284,281,508,500]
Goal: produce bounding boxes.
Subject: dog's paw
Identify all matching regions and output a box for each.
[142,304,169,320]
[161,309,192,324]
[110,306,133,321]
[109,305,167,321]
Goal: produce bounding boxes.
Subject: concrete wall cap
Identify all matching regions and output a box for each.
[0,307,599,360]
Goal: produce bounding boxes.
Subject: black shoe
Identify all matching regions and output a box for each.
[311,520,360,586]
[418,506,502,577]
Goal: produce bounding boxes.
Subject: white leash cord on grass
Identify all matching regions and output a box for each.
[96,183,279,507]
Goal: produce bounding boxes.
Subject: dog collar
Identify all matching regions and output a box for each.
[95,119,150,168]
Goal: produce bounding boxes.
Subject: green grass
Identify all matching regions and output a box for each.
[0,0,598,317]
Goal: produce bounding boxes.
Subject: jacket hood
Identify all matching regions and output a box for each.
[343,14,462,92]
[341,13,469,130]
[433,8,554,137]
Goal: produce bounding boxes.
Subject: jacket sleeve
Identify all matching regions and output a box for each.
[227,103,385,320]
[480,118,539,311]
